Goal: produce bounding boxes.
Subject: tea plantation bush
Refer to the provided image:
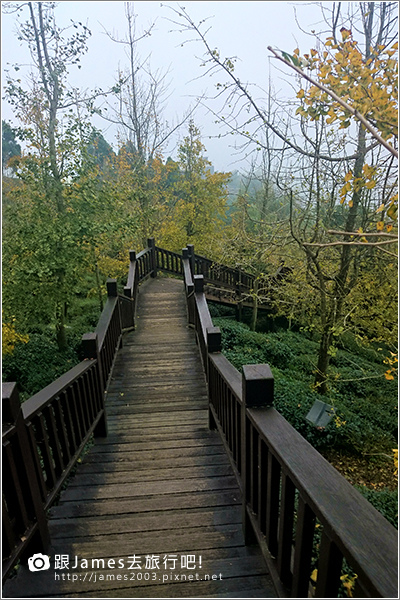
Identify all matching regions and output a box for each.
[2,294,102,401]
[356,486,398,528]
[213,318,398,455]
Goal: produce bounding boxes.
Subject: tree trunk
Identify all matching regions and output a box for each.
[56,302,68,351]
[250,279,259,331]
[313,124,366,393]
[314,326,333,394]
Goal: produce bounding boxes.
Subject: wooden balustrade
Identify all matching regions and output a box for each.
[1,244,148,583]
[182,263,221,374]
[182,244,398,598]
[208,352,242,478]
[2,383,50,582]
[190,250,255,292]
[122,250,139,330]
[2,351,106,582]
[95,279,123,390]
[156,246,183,275]
[135,240,156,281]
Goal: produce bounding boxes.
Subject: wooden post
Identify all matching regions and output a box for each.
[106,278,118,297]
[147,237,157,277]
[241,364,274,544]
[123,251,137,328]
[183,248,195,326]
[206,326,221,354]
[106,278,123,349]
[187,244,195,276]
[194,274,204,293]
[81,333,108,437]
[2,383,50,560]
[235,268,243,322]
[124,250,137,299]
[206,327,221,431]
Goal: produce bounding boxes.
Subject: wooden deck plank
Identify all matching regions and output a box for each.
[5,554,274,598]
[65,465,238,488]
[49,505,242,538]
[3,277,275,599]
[86,439,224,454]
[49,490,241,519]
[67,454,231,473]
[81,444,227,462]
[59,475,240,502]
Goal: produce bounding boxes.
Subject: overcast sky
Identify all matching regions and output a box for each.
[2,1,337,171]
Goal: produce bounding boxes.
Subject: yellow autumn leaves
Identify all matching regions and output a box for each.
[296,31,398,143]
[339,164,377,207]
[393,449,398,478]
[384,351,398,381]
[295,29,398,227]
[2,315,29,355]
[311,568,358,597]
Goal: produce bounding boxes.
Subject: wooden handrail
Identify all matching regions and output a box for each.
[2,241,160,580]
[183,245,398,599]
[21,360,97,421]
[247,406,398,598]
[124,250,137,297]
[2,263,136,581]
[2,353,106,582]
[156,246,183,275]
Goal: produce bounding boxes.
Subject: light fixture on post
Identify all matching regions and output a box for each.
[305,400,335,428]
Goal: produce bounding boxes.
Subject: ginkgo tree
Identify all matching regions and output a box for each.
[159,121,230,257]
[2,2,94,349]
[268,8,398,391]
[269,26,398,225]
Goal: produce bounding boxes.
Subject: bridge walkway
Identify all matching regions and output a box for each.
[4,277,275,598]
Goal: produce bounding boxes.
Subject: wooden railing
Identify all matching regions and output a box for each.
[1,239,241,582]
[186,245,254,291]
[181,247,398,599]
[2,353,107,582]
[156,245,183,276]
[2,243,151,583]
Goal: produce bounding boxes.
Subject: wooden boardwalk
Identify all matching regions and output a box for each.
[4,277,275,599]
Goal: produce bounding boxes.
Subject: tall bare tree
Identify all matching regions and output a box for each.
[96,2,196,165]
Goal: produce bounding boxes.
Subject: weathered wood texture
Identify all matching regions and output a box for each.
[3,277,275,599]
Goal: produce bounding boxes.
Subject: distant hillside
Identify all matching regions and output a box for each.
[226,170,263,204]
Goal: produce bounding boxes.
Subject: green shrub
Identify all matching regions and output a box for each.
[338,332,389,364]
[355,486,398,528]
[2,334,80,400]
[213,317,398,456]
[66,295,102,335]
[214,319,294,369]
[208,303,236,319]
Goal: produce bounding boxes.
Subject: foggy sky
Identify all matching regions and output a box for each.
[2,1,335,171]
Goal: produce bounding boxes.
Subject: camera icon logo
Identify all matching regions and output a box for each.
[28,553,51,572]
